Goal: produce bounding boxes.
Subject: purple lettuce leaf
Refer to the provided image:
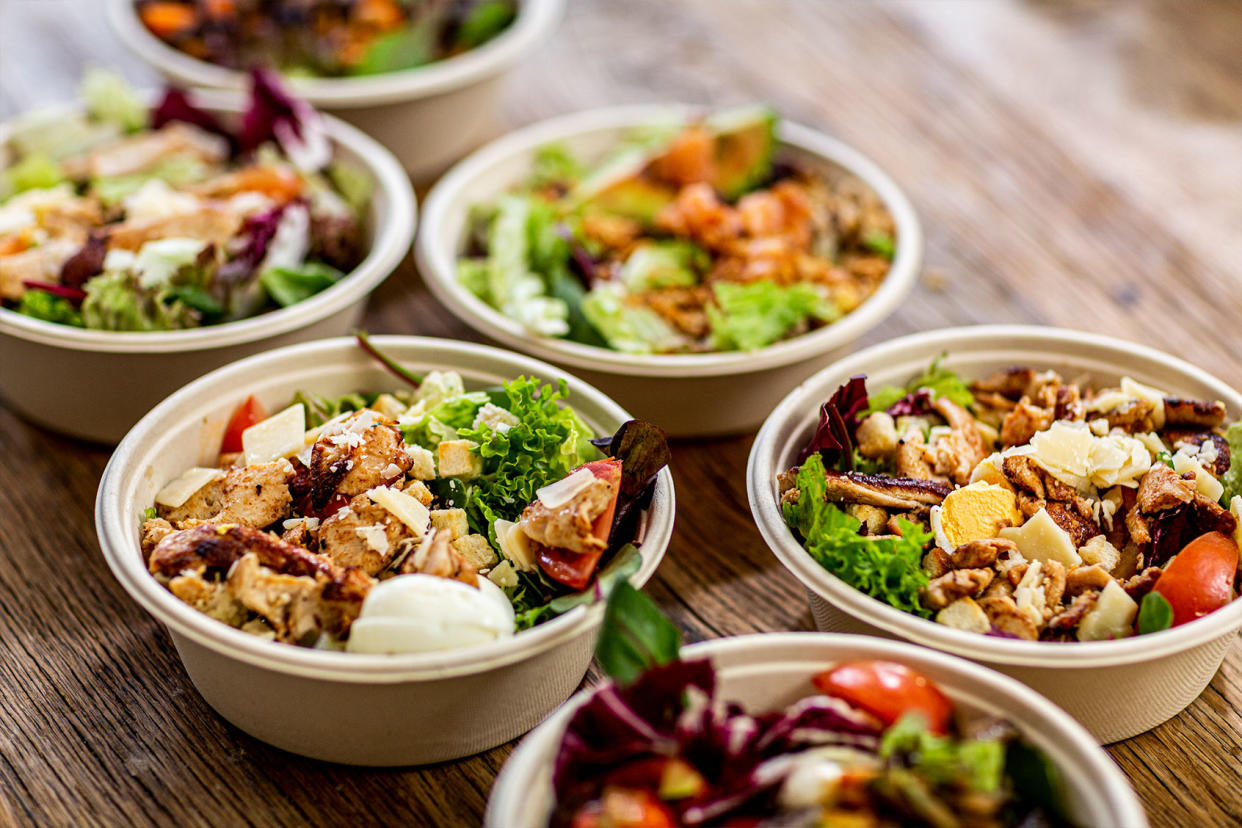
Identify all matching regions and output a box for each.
[886,388,933,418]
[58,233,109,290]
[239,68,330,171]
[150,88,236,150]
[796,375,870,470]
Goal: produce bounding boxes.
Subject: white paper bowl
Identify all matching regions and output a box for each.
[747,325,1242,744]
[486,633,1147,827]
[416,105,923,437]
[95,335,675,765]
[0,90,415,445]
[108,0,565,179]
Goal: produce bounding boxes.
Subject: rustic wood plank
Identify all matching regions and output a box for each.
[1,0,1241,825]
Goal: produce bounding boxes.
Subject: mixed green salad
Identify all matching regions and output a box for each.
[136,0,517,78]
[0,69,369,331]
[140,335,670,651]
[781,357,1242,642]
[545,583,1073,827]
[457,106,897,354]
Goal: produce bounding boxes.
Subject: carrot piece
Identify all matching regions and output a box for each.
[140,2,200,39]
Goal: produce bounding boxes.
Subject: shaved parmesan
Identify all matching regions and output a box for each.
[242,404,306,466]
[355,525,390,556]
[1016,421,1151,491]
[154,467,224,508]
[1120,377,1167,429]
[536,468,595,509]
[494,519,537,571]
[487,560,519,588]
[1172,448,1225,503]
[367,486,430,538]
[999,508,1081,567]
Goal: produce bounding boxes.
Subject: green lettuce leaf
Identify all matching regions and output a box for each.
[1,153,65,197]
[620,240,707,292]
[1221,420,1242,504]
[783,454,932,616]
[865,354,975,414]
[707,280,838,352]
[582,282,686,354]
[456,376,600,533]
[80,271,198,331]
[880,713,1004,793]
[260,261,345,307]
[81,68,147,133]
[526,142,583,192]
[596,580,680,686]
[16,290,84,327]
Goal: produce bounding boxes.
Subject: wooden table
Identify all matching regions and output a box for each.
[2,0,1241,825]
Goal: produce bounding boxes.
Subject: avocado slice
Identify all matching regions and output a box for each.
[704,104,778,199]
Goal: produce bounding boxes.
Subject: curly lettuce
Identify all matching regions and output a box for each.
[783,454,933,617]
[456,377,599,534]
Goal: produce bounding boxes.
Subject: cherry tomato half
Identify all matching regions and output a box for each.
[220,395,267,455]
[812,660,953,735]
[1152,531,1239,628]
[537,459,622,591]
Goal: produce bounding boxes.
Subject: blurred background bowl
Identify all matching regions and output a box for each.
[0,89,416,444]
[95,335,675,766]
[417,104,923,437]
[747,325,1242,743]
[485,632,1148,827]
[108,0,566,179]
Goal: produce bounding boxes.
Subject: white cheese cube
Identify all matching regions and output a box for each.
[1077,581,1138,641]
[1172,449,1225,503]
[935,597,990,633]
[999,508,1082,567]
[241,404,306,466]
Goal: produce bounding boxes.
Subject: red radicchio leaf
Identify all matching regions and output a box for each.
[239,68,330,171]
[150,87,236,150]
[58,233,109,289]
[21,281,87,305]
[796,375,870,470]
[557,223,597,288]
[886,388,933,418]
[218,203,287,285]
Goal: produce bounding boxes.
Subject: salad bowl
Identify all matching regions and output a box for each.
[0,87,415,444]
[748,324,1242,743]
[95,335,675,765]
[416,104,923,437]
[486,633,1147,827]
[108,0,566,178]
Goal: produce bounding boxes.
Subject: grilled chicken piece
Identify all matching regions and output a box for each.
[929,396,989,485]
[0,238,82,300]
[1164,431,1231,476]
[399,530,477,586]
[1163,397,1227,429]
[318,493,417,576]
[949,538,1016,570]
[895,428,938,480]
[308,410,413,511]
[1046,590,1099,635]
[1123,566,1163,601]
[65,122,228,179]
[167,570,246,626]
[519,476,616,556]
[924,569,994,610]
[1003,455,1046,498]
[1000,399,1053,447]
[159,459,294,529]
[818,469,952,510]
[978,595,1039,640]
[1136,464,1196,513]
[107,207,243,252]
[970,367,1039,400]
[1044,502,1101,548]
[1065,564,1112,596]
[226,553,325,644]
[147,523,336,580]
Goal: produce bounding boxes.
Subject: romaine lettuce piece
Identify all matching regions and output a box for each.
[0,154,65,198]
[582,283,686,354]
[482,195,569,336]
[259,261,344,307]
[707,280,836,351]
[81,68,148,133]
[619,240,706,292]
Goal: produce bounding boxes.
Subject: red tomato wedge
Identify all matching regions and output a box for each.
[536,459,622,591]
[1152,531,1239,628]
[812,660,953,735]
[220,395,267,455]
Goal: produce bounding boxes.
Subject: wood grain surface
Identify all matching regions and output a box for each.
[2,0,1241,825]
